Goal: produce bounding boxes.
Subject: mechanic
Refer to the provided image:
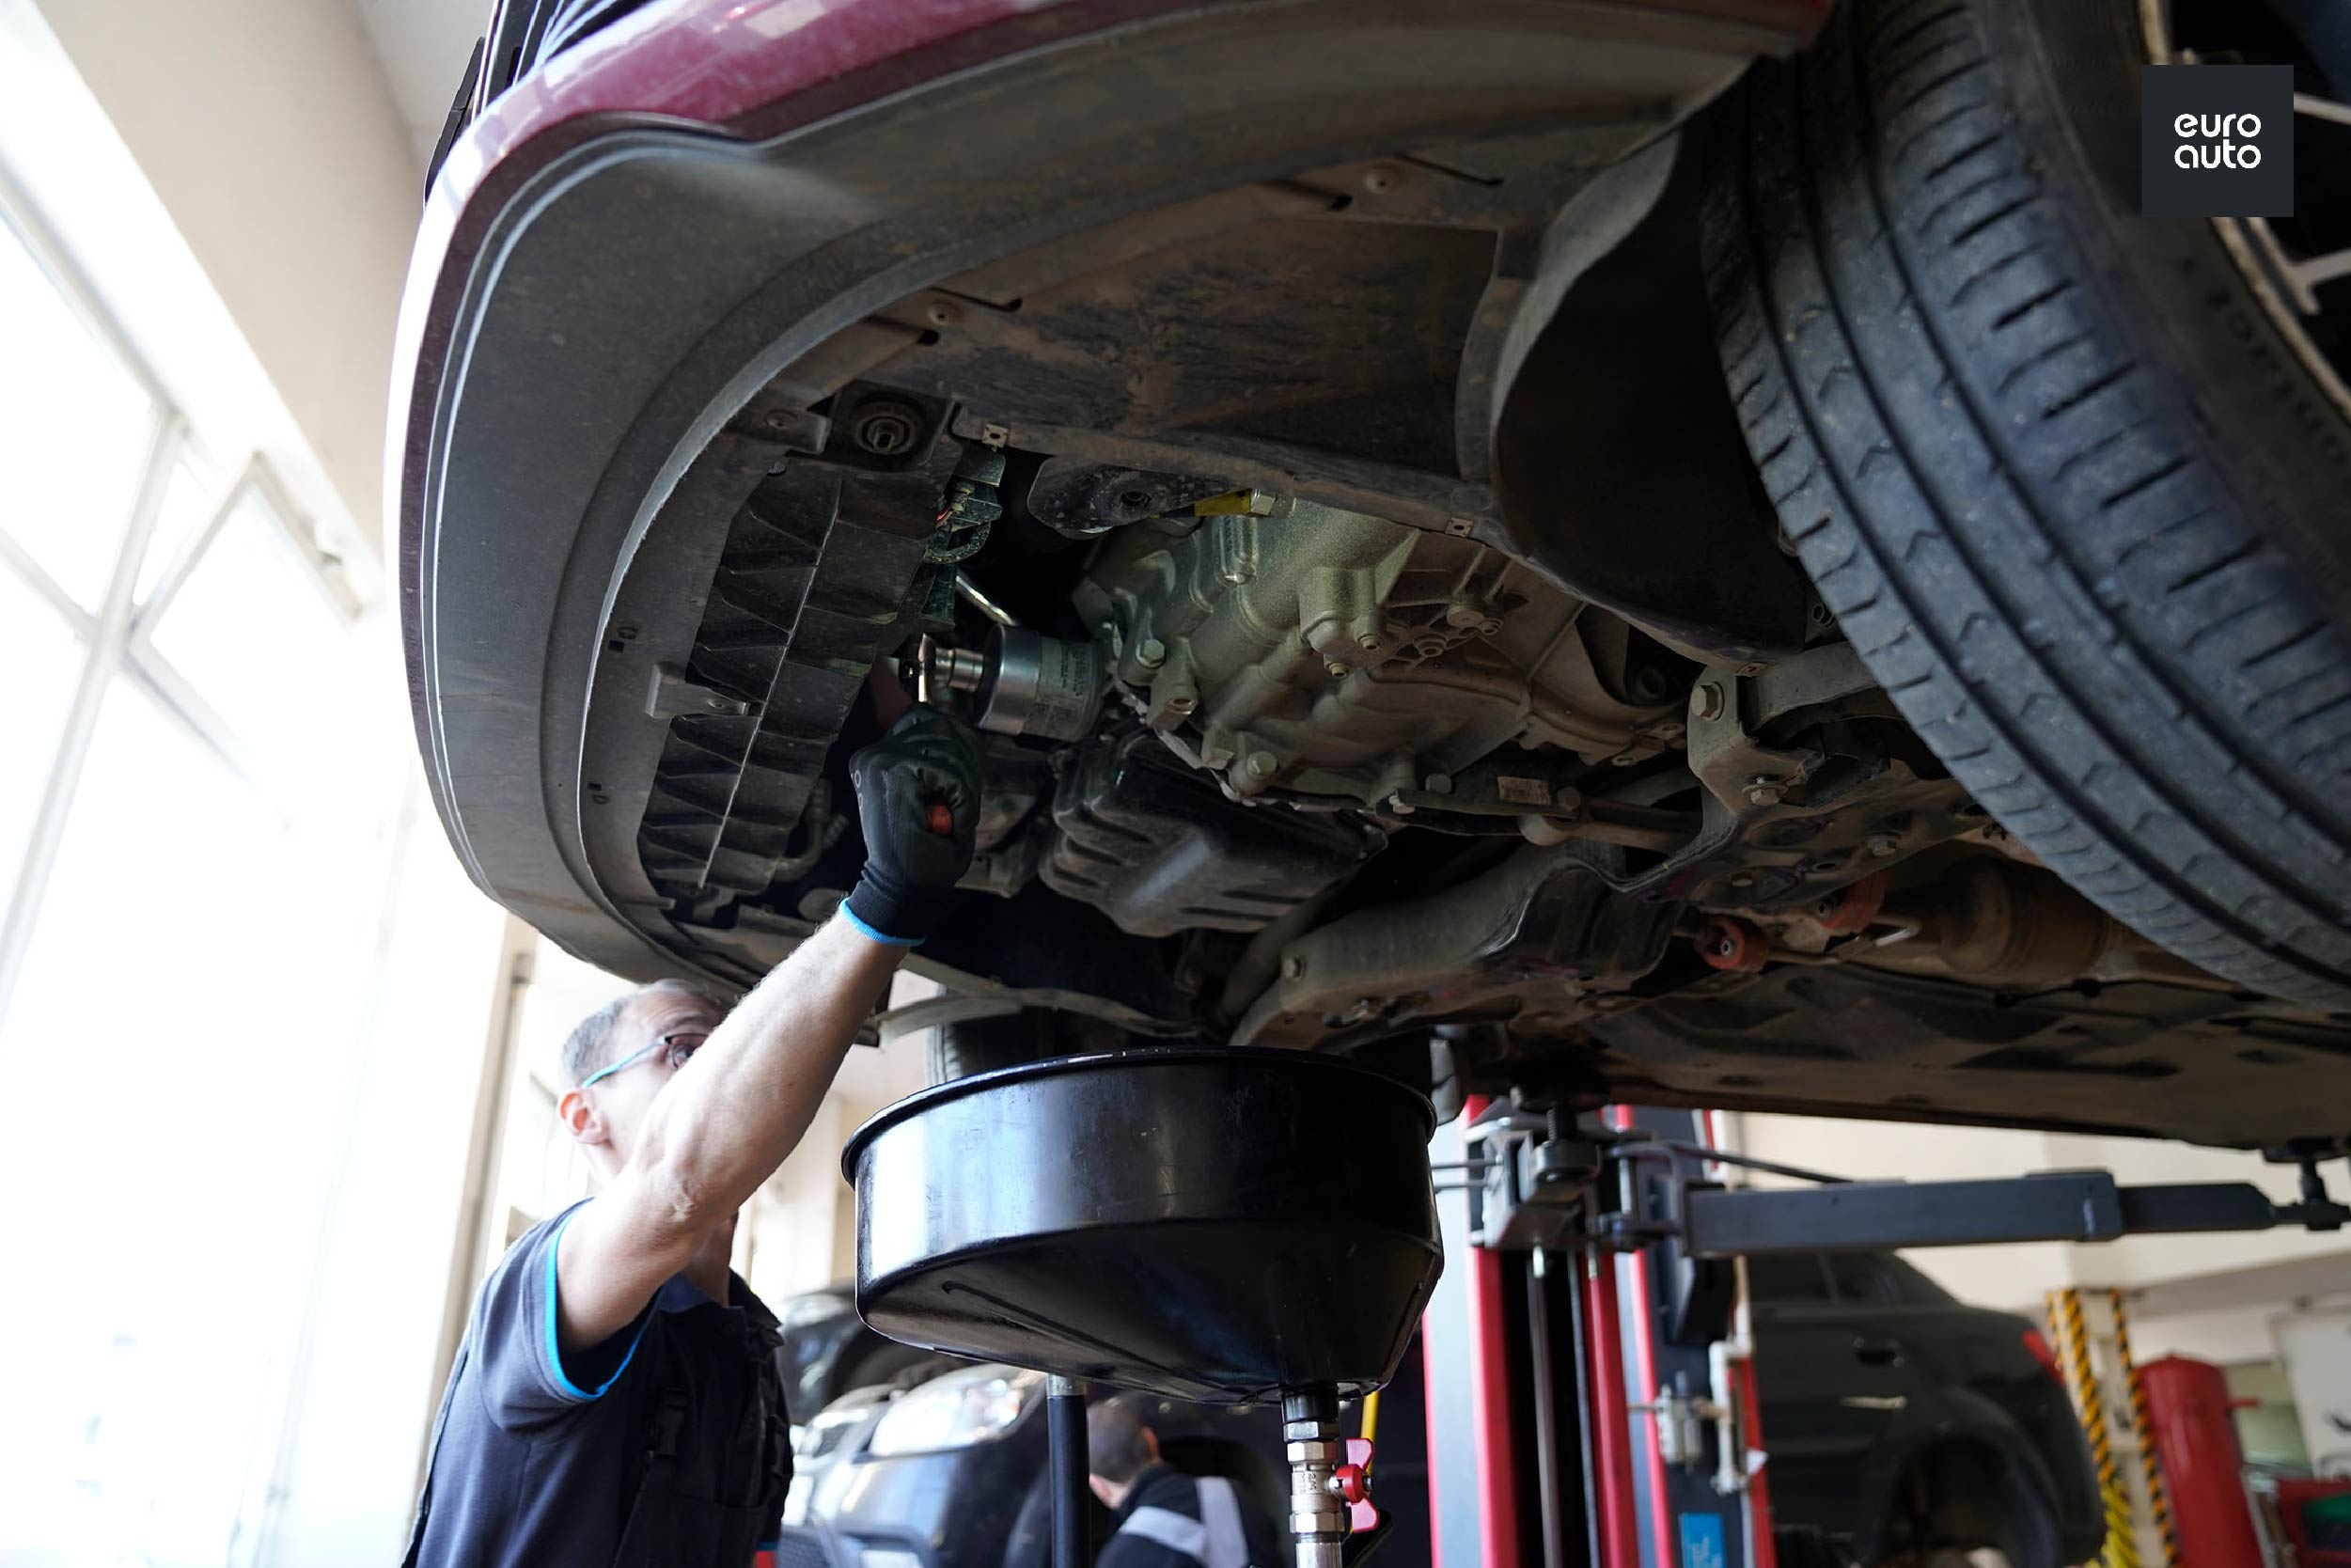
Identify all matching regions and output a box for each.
[401,705,982,1568]
[1087,1397,1284,1568]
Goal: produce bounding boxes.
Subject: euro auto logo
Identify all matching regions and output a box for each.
[2171,110,2267,171]
[2141,65,2293,218]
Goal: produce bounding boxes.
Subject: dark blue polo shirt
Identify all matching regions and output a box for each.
[404,1200,792,1568]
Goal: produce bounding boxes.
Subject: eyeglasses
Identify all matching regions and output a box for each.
[578,1030,709,1090]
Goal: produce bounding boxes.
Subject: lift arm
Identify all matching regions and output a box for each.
[1463,1110,2351,1257]
[1673,1169,2347,1257]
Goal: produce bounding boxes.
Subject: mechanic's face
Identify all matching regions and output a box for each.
[559,990,725,1175]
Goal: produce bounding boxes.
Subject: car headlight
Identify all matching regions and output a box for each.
[865,1364,1042,1458]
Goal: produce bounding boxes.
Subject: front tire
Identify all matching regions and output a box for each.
[1705,0,2351,1006]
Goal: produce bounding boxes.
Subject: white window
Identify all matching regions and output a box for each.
[0,130,498,1568]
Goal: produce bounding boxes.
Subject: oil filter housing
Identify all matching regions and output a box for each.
[953,626,1103,742]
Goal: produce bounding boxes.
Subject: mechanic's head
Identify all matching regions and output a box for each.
[556,979,725,1177]
[1087,1395,1162,1510]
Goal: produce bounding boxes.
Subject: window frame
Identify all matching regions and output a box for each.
[0,166,366,1030]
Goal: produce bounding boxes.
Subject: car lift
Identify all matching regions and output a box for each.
[1426,1101,2350,1568]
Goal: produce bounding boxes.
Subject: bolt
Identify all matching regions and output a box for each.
[1282,955,1307,980]
[1326,661,1349,678]
[1425,774,1453,794]
[1136,637,1167,668]
[762,408,795,431]
[1362,164,1403,194]
[849,400,922,455]
[1245,751,1279,780]
[1747,784,1784,807]
[1814,898,1839,918]
[1608,751,1639,766]
[924,300,961,327]
[1693,682,1725,721]
[1478,619,1503,637]
[1444,603,1485,631]
[1728,870,1756,888]
[1356,633,1382,651]
[1168,694,1198,713]
[1867,831,1902,857]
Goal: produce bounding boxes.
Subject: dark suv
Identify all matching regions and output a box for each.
[1750,1252,2102,1568]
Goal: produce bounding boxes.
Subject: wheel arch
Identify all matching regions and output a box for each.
[1863,1413,2067,1567]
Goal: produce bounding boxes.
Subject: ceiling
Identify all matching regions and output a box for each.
[350,0,484,172]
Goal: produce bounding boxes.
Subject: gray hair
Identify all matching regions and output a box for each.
[1087,1395,1156,1486]
[559,978,720,1087]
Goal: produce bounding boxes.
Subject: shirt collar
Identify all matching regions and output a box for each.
[1110,1463,1178,1528]
[651,1270,777,1328]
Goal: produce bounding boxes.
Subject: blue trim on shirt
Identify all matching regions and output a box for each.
[839,902,921,947]
[545,1207,649,1400]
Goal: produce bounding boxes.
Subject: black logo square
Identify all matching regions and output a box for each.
[2141,64,2294,217]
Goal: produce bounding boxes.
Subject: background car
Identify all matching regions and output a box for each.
[776,1363,1312,1568]
[774,1285,953,1438]
[1748,1253,2102,1568]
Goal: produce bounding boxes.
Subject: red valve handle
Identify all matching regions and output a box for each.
[1333,1464,1369,1506]
[927,801,954,836]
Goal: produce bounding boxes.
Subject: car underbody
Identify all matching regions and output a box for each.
[401,0,2351,1152]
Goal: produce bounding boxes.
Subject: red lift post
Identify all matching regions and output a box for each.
[1430,1100,2345,1568]
[1434,1103,1776,1568]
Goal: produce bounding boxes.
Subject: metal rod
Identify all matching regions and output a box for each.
[1526,1251,1568,1568]
[1047,1374,1087,1568]
[1620,1139,1852,1187]
[954,572,1020,626]
[1565,1249,1603,1568]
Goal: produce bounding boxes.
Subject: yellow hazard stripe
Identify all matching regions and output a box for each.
[2109,1291,2179,1568]
[2049,1290,2138,1568]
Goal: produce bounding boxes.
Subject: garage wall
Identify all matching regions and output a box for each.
[31,0,420,542]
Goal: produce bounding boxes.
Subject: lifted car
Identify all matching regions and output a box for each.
[400,0,2351,1151]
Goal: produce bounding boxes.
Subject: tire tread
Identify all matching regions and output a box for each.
[1702,0,2351,1003]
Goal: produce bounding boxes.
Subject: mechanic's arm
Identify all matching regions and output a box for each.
[556,705,983,1352]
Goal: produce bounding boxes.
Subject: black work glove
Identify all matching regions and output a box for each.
[842,703,984,946]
